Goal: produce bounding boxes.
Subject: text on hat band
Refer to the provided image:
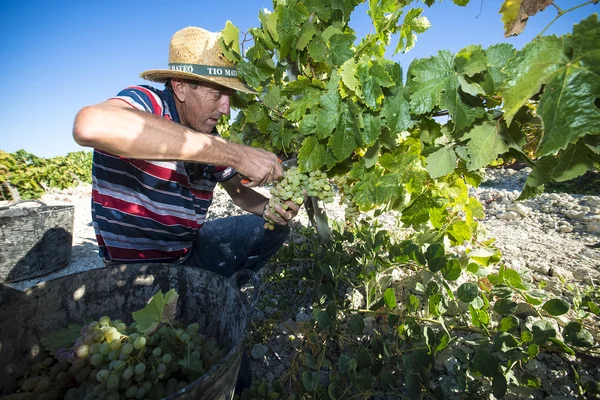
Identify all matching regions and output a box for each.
[168,63,238,78]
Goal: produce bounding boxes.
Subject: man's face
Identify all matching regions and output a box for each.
[173,80,234,133]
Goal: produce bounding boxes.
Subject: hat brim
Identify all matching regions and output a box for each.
[140,69,258,94]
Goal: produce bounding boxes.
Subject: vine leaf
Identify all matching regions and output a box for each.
[382,89,414,134]
[563,322,594,347]
[383,288,397,309]
[220,21,241,62]
[455,45,487,78]
[409,50,483,131]
[357,59,395,110]
[41,323,83,354]
[298,136,331,171]
[302,371,319,391]
[485,43,516,93]
[471,350,499,377]
[503,16,600,156]
[536,15,600,156]
[532,319,556,345]
[541,298,570,316]
[258,9,279,43]
[457,282,479,303]
[339,58,362,97]
[316,90,341,139]
[396,8,431,54]
[460,118,510,171]
[526,141,598,187]
[329,103,358,161]
[132,289,179,335]
[297,20,316,50]
[329,33,356,66]
[499,0,553,37]
[426,147,457,178]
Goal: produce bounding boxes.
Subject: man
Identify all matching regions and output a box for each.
[73,26,301,277]
[73,25,299,393]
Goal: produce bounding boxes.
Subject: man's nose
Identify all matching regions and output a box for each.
[217,96,231,116]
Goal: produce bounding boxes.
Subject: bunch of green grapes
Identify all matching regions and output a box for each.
[333,176,360,224]
[263,167,334,230]
[13,316,227,400]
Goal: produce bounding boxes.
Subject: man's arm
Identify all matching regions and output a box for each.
[72,99,282,186]
[221,175,302,226]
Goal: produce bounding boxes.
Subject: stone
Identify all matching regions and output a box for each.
[506,203,530,217]
[251,343,270,360]
[565,210,586,220]
[558,225,573,233]
[500,211,520,221]
[585,197,600,207]
[295,312,311,323]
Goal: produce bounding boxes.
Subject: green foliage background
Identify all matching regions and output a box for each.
[0,150,92,200]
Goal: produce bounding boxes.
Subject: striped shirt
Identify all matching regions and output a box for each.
[92,85,237,262]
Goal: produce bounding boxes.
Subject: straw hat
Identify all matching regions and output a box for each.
[140,26,256,94]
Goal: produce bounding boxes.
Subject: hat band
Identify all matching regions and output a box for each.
[168,63,238,78]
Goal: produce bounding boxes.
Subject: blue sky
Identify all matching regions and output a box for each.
[1,0,597,158]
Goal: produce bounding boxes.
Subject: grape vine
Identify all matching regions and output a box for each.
[217,0,599,399]
[0,150,92,200]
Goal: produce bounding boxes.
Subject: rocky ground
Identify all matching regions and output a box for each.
[4,168,600,399]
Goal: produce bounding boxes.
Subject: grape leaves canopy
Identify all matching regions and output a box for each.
[216,2,600,398]
[219,0,599,241]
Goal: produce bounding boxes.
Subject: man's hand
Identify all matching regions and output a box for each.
[264,198,303,226]
[236,148,283,187]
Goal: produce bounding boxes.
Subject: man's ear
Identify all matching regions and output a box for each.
[170,79,187,102]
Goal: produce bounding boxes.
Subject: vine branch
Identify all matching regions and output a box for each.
[536,1,598,39]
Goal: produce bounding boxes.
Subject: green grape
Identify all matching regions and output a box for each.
[156,363,167,375]
[134,363,146,375]
[83,334,94,346]
[90,343,101,354]
[140,381,151,393]
[99,316,111,326]
[33,377,50,394]
[106,375,119,390]
[121,343,134,355]
[152,347,162,357]
[133,336,146,350]
[64,388,78,400]
[99,342,111,355]
[109,339,122,350]
[96,369,110,383]
[90,353,104,366]
[76,344,90,358]
[125,385,138,398]
[122,367,134,380]
[108,349,120,361]
[135,387,146,399]
[93,331,105,343]
[162,353,172,364]
[116,322,127,333]
[107,393,120,400]
[22,376,40,391]
[73,357,86,369]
